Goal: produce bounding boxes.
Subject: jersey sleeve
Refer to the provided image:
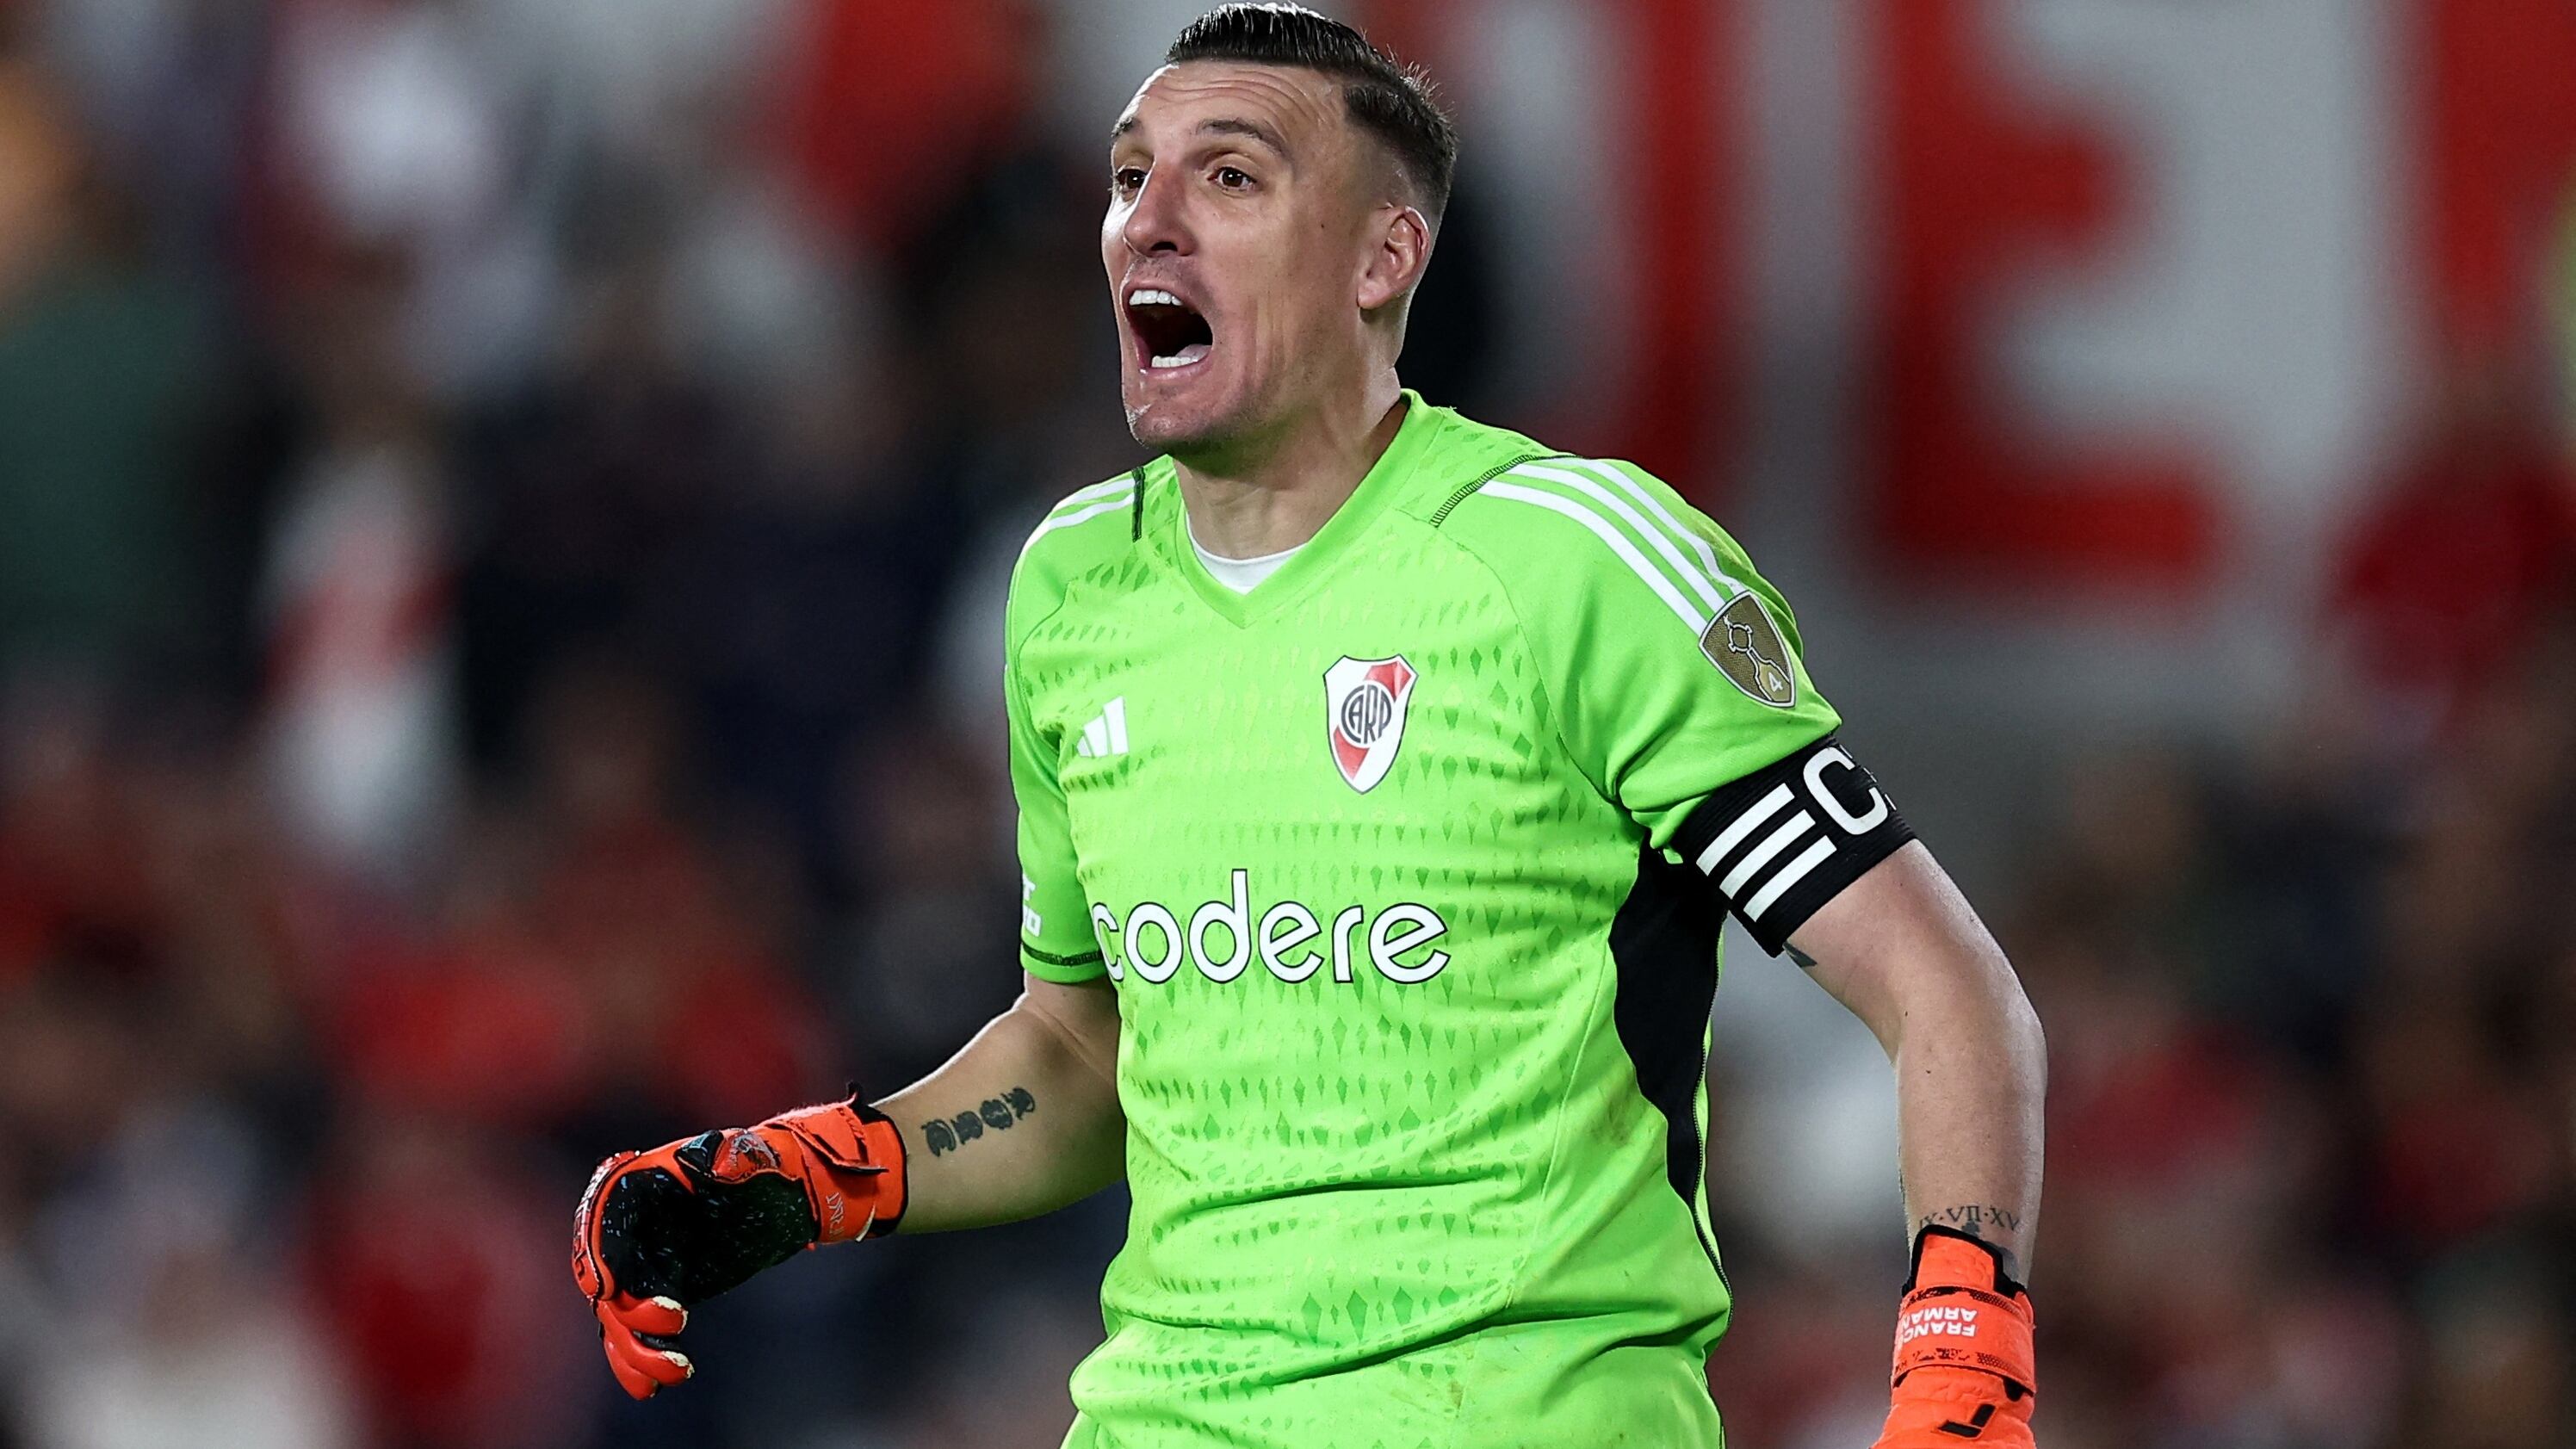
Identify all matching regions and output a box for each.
[1452,456,1914,953]
[1005,573,1109,983]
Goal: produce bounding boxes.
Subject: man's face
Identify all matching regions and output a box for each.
[1104,61,1381,456]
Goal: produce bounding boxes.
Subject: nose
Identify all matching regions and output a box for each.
[1120,167,1192,257]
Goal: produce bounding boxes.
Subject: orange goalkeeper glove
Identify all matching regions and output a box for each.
[570,1092,907,1399]
[1869,1226,2038,1447]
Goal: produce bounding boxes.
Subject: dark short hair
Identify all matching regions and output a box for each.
[1165,3,1458,221]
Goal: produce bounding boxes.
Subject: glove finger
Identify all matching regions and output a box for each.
[604,1344,664,1402]
[603,1293,687,1337]
[608,1331,693,1389]
[600,1316,694,1394]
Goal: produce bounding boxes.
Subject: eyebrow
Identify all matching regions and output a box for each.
[1198,117,1290,159]
[1108,115,1293,163]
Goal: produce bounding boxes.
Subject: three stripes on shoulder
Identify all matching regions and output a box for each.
[1473,458,1749,639]
[1024,476,1139,558]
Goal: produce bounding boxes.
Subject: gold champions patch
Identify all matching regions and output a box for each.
[1699,593,1797,708]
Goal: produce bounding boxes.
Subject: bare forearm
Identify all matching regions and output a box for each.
[1798,842,2047,1279]
[873,978,1125,1233]
[1886,963,2046,1279]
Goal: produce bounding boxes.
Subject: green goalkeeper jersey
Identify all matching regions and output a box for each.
[1000,393,1910,1448]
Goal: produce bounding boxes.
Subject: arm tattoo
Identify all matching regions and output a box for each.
[1913,1204,2026,1281]
[1915,1203,2022,1238]
[919,1087,1037,1156]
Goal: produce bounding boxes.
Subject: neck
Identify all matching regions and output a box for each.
[1173,368,1407,559]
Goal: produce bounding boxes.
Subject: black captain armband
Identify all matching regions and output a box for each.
[1671,734,1915,957]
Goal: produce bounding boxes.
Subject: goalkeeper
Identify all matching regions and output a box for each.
[573,6,2047,1446]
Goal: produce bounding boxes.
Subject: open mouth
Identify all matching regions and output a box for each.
[1125,287,1213,371]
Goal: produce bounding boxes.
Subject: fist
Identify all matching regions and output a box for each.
[570,1096,907,1397]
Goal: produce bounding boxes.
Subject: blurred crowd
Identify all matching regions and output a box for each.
[1714,384,2576,1447]
[3,2,2576,1448]
[0,0,1158,1444]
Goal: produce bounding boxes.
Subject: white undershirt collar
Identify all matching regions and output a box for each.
[1188,519,1302,594]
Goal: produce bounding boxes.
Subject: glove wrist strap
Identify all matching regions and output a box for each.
[1891,1227,2037,1394]
[766,1094,908,1243]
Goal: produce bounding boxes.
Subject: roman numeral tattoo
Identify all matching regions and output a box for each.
[1912,1204,2027,1283]
[1915,1204,2023,1238]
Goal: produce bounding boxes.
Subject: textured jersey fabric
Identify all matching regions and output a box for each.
[1006,393,1843,1448]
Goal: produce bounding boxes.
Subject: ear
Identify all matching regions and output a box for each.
[1356,204,1434,313]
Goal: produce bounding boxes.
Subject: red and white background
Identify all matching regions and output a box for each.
[8,2,2576,1447]
[1058,0,2576,741]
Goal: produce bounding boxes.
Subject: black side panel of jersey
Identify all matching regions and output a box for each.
[1607,841,1726,1273]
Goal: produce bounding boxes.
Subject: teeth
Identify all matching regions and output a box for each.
[1149,344,1211,370]
[1128,288,1182,307]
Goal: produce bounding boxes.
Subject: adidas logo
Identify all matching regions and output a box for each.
[1074,697,1130,758]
